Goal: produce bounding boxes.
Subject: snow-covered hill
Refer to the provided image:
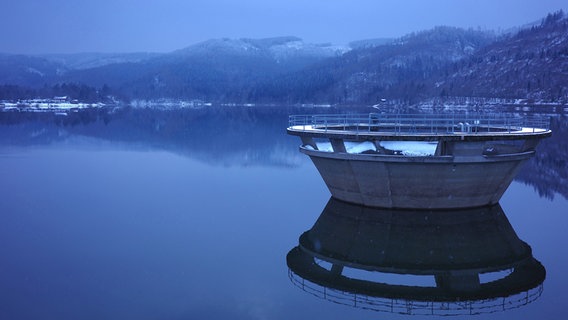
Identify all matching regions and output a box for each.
[172,36,348,64]
[1,11,567,104]
[40,52,161,70]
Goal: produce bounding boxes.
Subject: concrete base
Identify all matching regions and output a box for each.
[303,148,532,209]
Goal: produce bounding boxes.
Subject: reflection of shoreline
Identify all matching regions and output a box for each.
[1,108,567,191]
[516,115,568,200]
[287,198,546,316]
[0,107,304,167]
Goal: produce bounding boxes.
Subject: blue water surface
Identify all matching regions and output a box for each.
[0,107,566,320]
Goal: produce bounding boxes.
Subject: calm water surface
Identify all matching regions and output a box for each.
[0,107,566,319]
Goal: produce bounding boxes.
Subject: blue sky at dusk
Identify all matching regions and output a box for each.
[0,0,566,54]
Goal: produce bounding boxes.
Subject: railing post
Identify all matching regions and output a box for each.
[288,112,548,136]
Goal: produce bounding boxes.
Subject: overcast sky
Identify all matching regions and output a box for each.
[0,0,566,54]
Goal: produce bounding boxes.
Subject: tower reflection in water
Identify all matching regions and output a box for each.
[287,198,545,316]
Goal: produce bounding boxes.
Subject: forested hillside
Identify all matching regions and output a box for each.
[1,11,566,105]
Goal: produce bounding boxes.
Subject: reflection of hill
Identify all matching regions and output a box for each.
[1,107,567,188]
[517,115,568,200]
[0,106,324,167]
[68,107,302,166]
[287,198,545,316]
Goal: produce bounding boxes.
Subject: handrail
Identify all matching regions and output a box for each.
[288,269,544,316]
[288,113,550,135]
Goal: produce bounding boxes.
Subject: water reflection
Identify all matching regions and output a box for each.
[1,107,566,198]
[287,198,546,316]
[0,106,568,198]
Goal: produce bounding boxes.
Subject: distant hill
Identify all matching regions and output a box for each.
[3,36,348,101]
[39,52,162,70]
[104,36,348,101]
[0,54,64,87]
[1,11,567,104]
[434,11,568,101]
[252,26,496,103]
[348,38,394,49]
[254,11,568,104]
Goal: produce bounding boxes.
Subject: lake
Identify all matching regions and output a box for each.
[0,106,566,319]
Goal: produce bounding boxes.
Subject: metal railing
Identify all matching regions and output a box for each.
[288,269,544,316]
[288,113,550,134]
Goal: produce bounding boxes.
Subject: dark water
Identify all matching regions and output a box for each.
[0,106,566,319]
